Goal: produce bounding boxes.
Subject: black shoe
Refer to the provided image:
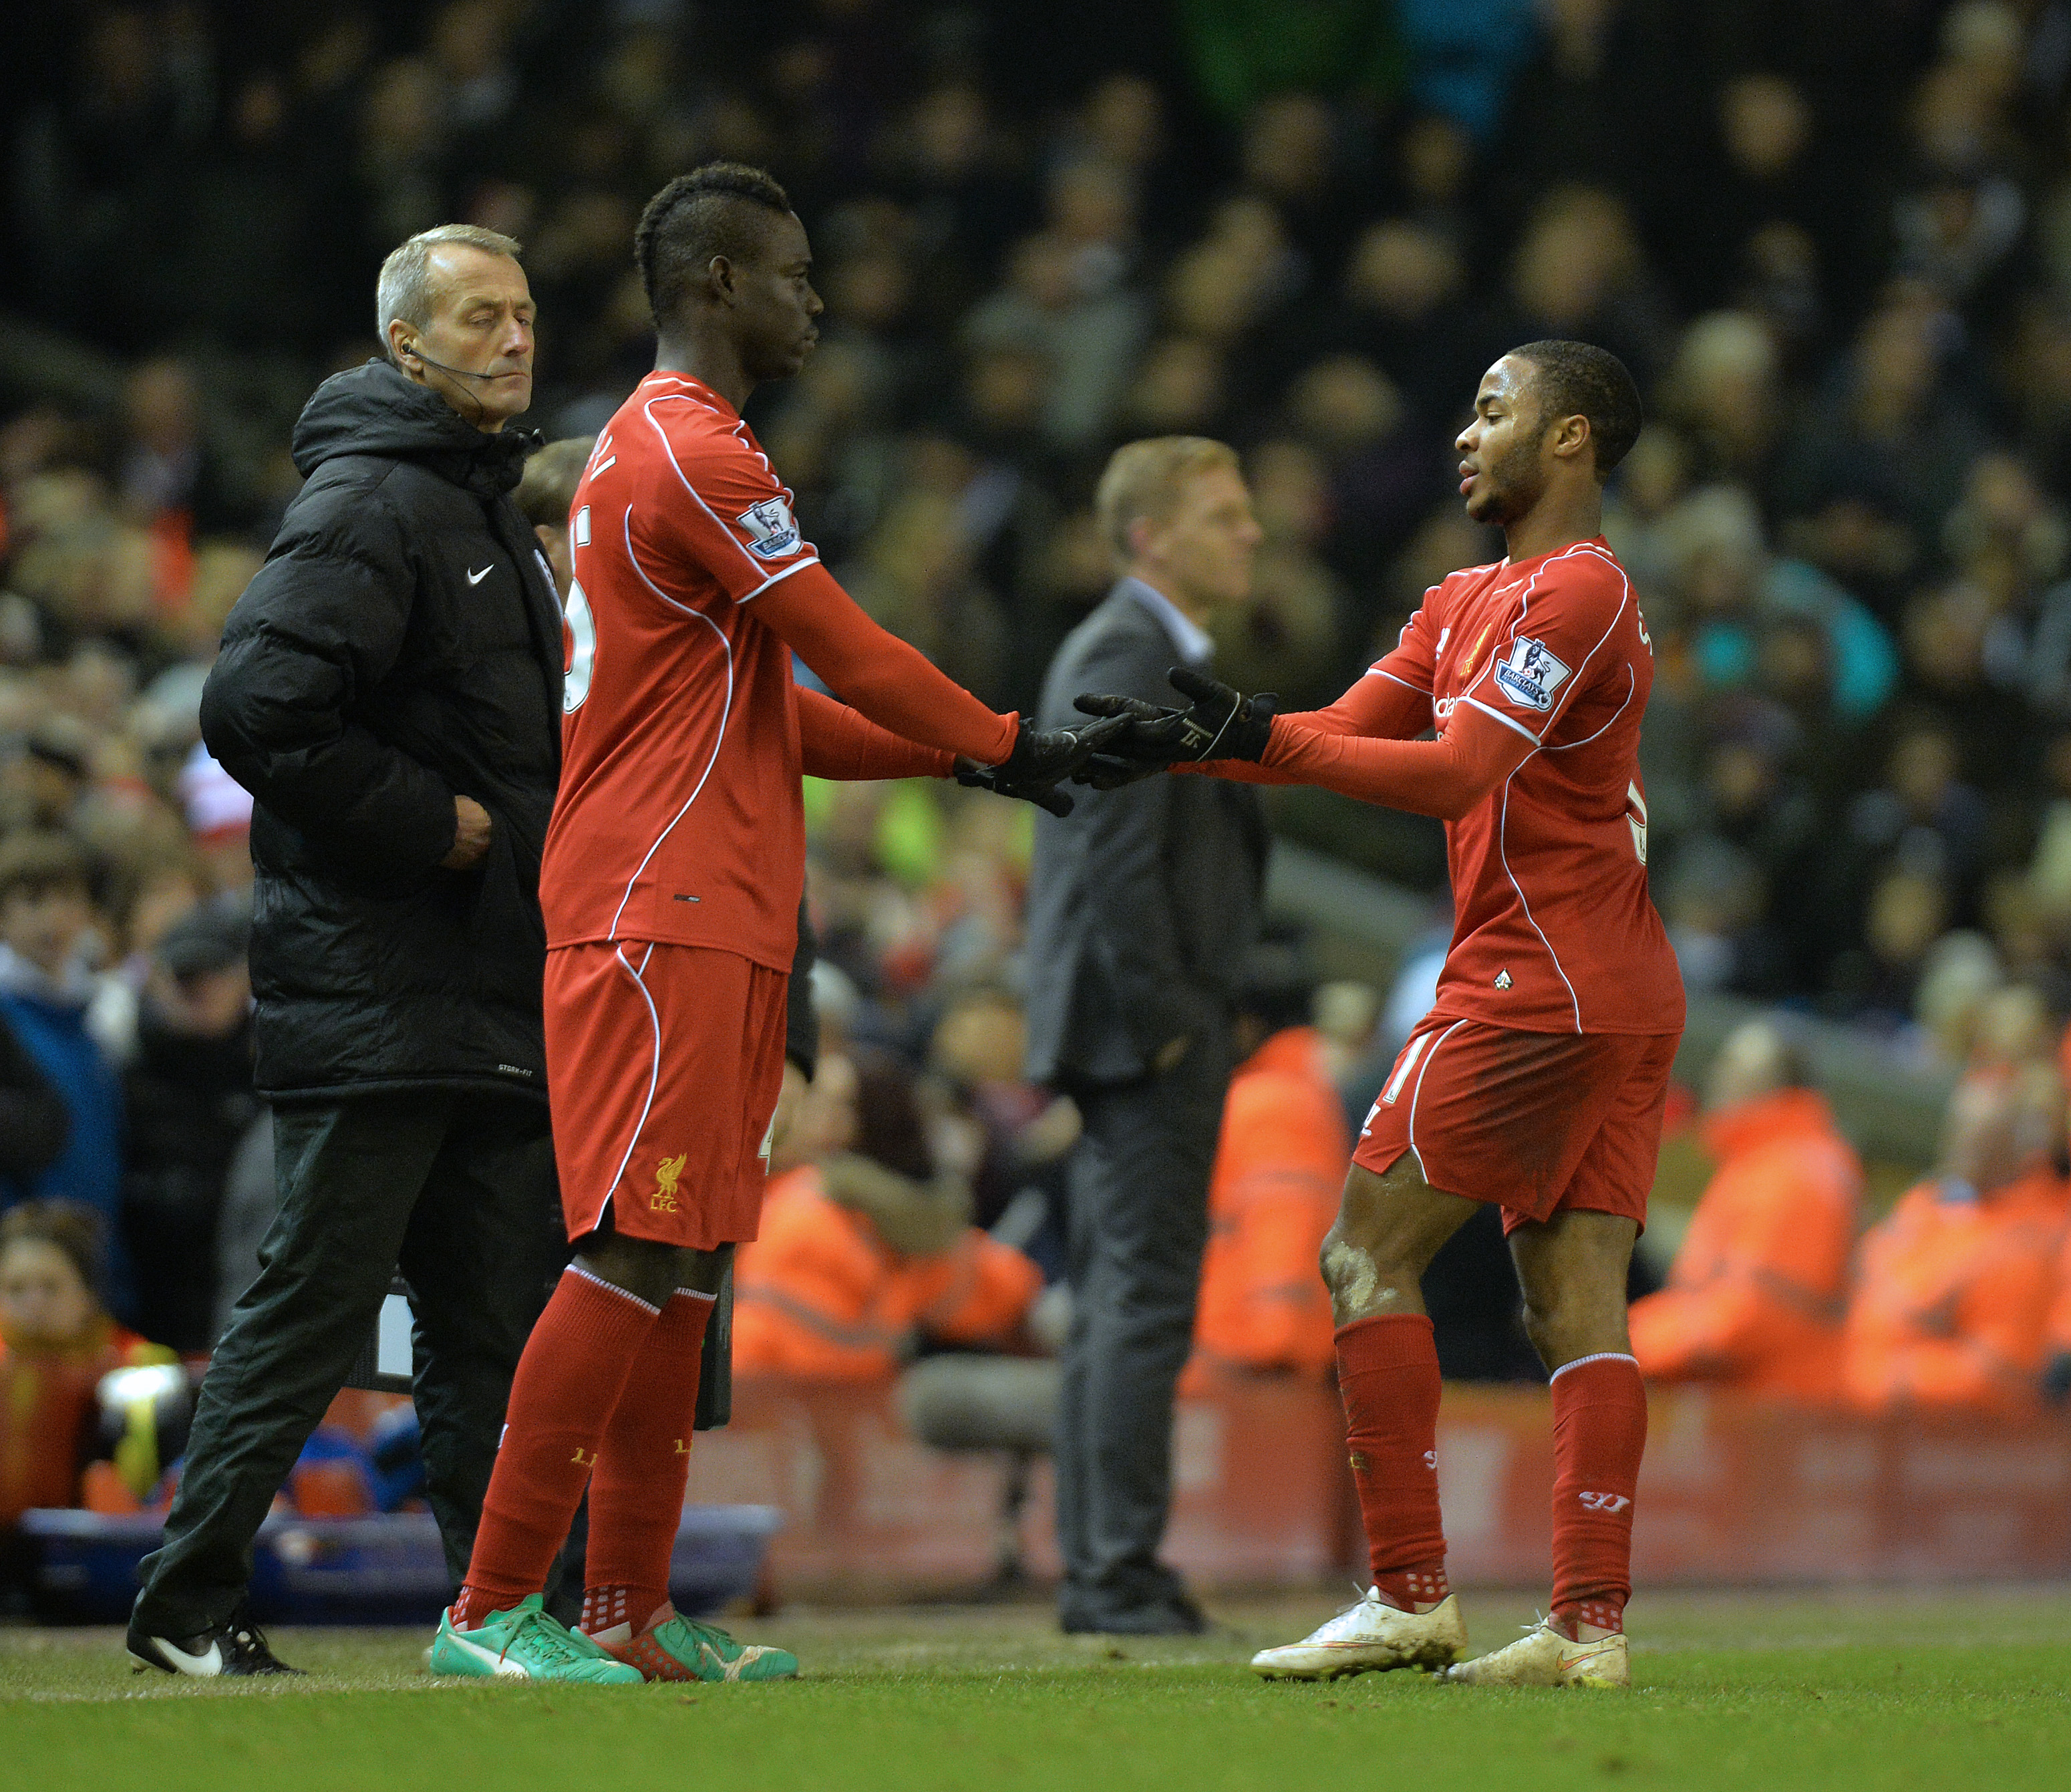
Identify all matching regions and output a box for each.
[128,1610,305,1677]
[1060,1595,1209,1637]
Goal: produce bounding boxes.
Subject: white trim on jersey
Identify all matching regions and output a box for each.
[1481,540,1635,1032]
[1510,540,1633,742]
[642,394,816,588]
[1458,693,1539,744]
[1405,1019,1470,1185]
[737,553,822,603]
[1365,666,1432,696]
[1545,661,1635,753]
[596,943,661,1236]
[1497,763,1585,1032]
[606,507,736,942]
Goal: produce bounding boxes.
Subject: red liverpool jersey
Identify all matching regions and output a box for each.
[542,372,819,971]
[1378,537,1682,1036]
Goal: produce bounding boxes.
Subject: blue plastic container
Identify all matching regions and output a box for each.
[21,1505,783,1625]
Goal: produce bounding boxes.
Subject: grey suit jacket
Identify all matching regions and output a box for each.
[1023,583,1270,1085]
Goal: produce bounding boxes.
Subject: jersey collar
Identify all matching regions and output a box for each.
[641,369,738,418]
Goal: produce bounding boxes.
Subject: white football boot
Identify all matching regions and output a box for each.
[1444,1617,1629,1689]
[1249,1588,1466,1680]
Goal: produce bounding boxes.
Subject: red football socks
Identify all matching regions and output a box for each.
[1549,1351,1647,1638]
[1335,1313,1450,1611]
[450,1266,660,1628]
[580,1287,714,1640]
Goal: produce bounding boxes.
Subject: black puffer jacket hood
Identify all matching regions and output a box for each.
[201,359,565,1101]
[291,359,537,492]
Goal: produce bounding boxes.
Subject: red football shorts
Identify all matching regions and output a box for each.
[544,941,788,1250]
[1353,1016,1678,1235]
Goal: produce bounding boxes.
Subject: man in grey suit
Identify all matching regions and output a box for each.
[1025,436,1271,1633]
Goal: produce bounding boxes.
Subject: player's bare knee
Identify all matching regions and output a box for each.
[1521,1286,1627,1370]
[1519,1296,1561,1364]
[1320,1228,1416,1324]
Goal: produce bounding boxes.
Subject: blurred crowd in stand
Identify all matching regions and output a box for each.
[19,0,2071,1552]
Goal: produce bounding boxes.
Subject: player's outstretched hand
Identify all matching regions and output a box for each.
[1070,692,1180,788]
[954,714,1130,816]
[1069,669,1278,786]
[1165,665,1277,762]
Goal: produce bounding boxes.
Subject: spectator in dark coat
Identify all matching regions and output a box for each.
[120,897,259,1354]
[0,1002,69,1194]
[0,833,128,1321]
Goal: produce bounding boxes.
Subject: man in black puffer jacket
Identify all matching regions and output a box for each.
[130,225,572,1676]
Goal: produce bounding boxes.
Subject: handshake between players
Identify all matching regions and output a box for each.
[955,665,1277,814]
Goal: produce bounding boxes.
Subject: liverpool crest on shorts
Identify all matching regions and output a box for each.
[1493,635,1571,712]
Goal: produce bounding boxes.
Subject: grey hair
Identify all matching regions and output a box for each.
[375,224,523,347]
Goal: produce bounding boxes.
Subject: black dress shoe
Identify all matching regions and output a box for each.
[128,1610,305,1677]
[1060,1595,1209,1637]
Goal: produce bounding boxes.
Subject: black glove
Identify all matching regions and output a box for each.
[1068,694,1182,789]
[955,714,1128,816]
[1072,666,1277,784]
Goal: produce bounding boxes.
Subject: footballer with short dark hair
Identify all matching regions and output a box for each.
[1080,341,1682,1688]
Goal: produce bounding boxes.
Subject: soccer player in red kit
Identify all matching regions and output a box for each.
[1081,341,1683,1689]
[430,164,1115,1684]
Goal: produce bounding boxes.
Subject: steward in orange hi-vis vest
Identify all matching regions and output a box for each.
[733,1165,1042,1382]
[1190,1027,1347,1377]
[1843,1167,2066,1416]
[1629,1087,1861,1401]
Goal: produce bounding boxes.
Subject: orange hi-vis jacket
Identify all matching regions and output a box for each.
[1629,1087,1861,1402]
[0,1319,167,1527]
[733,1165,1044,1382]
[1843,1168,2068,1417]
[1191,1026,1347,1377]
[2046,1225,2071,1361]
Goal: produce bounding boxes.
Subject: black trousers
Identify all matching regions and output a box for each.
[132,1088,564,1637]
[1054,1028,1232,1621]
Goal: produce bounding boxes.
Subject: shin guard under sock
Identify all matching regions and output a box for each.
[1549,1352,1647,1638]
[581,1287,713,1639]
[1335,1313,1450,1610]
[451,1267,659,1628]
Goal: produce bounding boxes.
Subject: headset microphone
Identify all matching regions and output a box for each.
[405,344,520,382]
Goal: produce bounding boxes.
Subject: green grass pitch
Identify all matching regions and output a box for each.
[6,1589,2068,1791]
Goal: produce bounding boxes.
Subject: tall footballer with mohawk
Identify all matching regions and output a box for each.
[430,164,1115,1684]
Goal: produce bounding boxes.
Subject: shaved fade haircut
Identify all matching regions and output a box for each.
[1509,339,1643,478]
[635,162,794,325]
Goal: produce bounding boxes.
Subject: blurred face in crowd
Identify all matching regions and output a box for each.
[934,992,1026,1087]
[1127,464,1263,620]
[1704,1018,1790,1112]
[147,959,252,1039]
[724,207,823,386]
[389,244,536,430]
[1457,355,1580,528]
[1,880,92,977]
[1939,1063,2064,1195]
[0,1237,97,1346]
